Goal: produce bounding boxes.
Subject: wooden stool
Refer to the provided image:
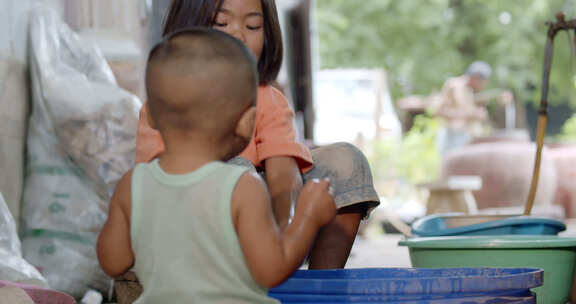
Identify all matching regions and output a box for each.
[418,176,482,215]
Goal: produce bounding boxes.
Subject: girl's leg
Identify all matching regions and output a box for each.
[303,142,379,269]
[307,205,365,269]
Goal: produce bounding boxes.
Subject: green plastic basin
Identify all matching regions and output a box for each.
[399,236,576,304]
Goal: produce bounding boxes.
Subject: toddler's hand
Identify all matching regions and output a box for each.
[297,178,337,227]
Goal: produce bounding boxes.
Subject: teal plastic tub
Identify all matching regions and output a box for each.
[399,236,576,304]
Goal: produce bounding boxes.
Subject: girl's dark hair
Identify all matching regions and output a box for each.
[163,0,283,85]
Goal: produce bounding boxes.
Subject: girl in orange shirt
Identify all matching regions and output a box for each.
[136,0,379,269]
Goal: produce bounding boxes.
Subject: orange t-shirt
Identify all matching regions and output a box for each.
[135,85,314,172]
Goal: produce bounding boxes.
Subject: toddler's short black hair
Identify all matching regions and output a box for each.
[146,27,258,135]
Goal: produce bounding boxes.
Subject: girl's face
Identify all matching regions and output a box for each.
[213,0,265,61]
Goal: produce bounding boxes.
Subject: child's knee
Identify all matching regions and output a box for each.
[311,142,371,179]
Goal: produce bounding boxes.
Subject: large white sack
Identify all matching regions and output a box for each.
[22,5,140,298]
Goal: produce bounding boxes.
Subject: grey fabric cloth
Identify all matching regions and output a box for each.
[231,142,380,218]
[305,142,380,215]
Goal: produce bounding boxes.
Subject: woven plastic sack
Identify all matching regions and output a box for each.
[0,192,46,286]
[22,5,140,298]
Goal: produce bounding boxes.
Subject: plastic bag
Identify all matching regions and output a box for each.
[0,57,29,229]
[28,7,140,200]
[21,231,110,298]
[0,192,46,286]
[22,5,140,298]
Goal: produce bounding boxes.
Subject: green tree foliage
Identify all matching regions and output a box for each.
[316,0,576,107]
[370,115,441,185]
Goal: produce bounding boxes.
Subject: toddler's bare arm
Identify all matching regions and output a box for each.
[232,172,336,288]
[97,171,135,278]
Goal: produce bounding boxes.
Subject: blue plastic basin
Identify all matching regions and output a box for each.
[268,268,543,303]
[269,292,535,303]
[411,214,565,237]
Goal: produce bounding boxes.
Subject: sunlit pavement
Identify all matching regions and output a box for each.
[346,234,411,268]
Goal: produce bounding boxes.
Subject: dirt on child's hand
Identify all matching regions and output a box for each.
[297,178,337,227]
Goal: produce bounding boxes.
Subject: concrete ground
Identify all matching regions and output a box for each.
[346,234,411,268]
